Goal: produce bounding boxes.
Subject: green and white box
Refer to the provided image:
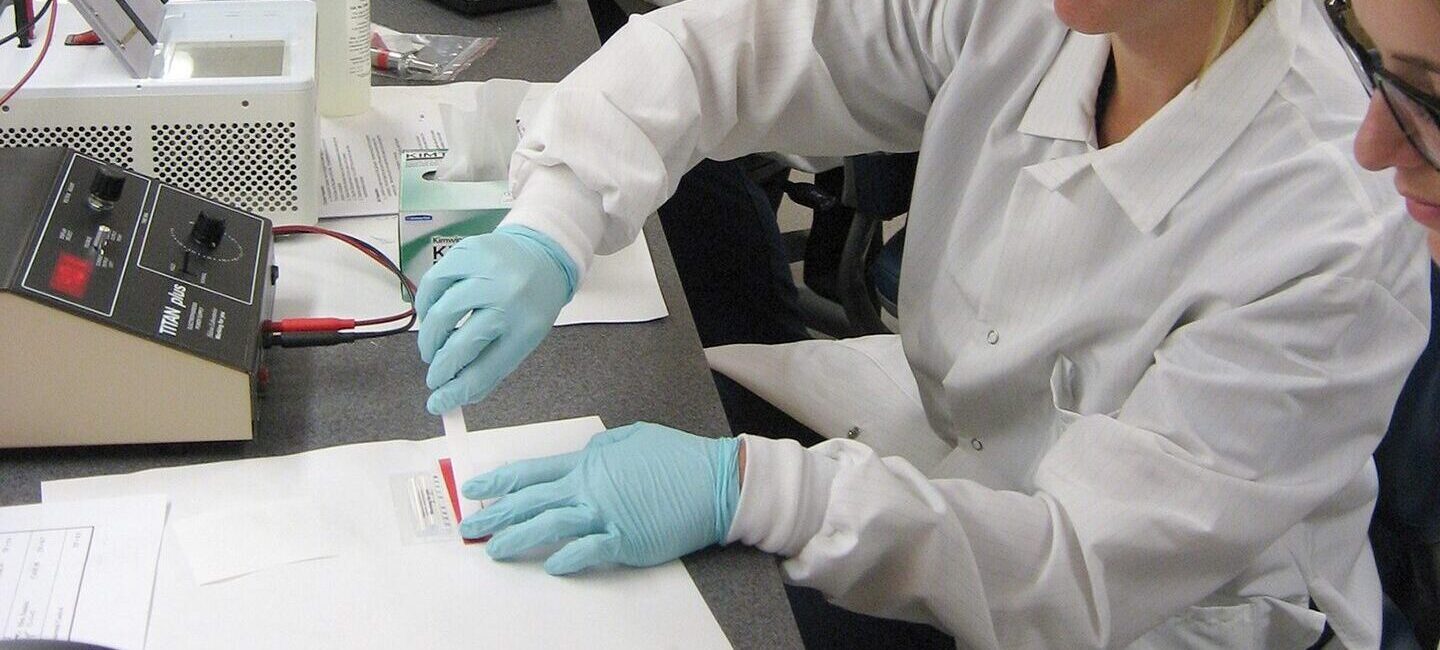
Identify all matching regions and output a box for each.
[397,149,513,298]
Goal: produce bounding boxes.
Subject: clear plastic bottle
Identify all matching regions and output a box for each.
[316,0,371,117]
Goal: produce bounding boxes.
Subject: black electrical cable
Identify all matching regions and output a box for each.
[349,311,418,340]
[0,0,53,49]
[0,0,55,108]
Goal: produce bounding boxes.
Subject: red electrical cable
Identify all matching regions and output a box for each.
[274,226,405,282]
[355,312,411,327]
[268,225,416,335]
[0,0,57,109]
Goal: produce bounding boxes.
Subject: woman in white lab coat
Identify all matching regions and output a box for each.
[415,0,1432,646]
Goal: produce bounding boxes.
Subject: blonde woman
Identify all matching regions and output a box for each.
[417,0,1429,646]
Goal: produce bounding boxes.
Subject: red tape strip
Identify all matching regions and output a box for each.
[439,458,487,544]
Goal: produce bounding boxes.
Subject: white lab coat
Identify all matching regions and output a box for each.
[501,0,1432,647]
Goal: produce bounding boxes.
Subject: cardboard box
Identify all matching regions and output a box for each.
[397,149,513,297]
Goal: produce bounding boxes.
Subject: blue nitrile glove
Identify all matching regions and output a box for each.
[460,422,741,576]
[415,224,579,415]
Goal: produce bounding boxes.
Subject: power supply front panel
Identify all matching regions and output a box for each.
[19,161,152,318]
[3,148,274,373]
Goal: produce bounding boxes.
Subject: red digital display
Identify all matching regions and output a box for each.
[49,252,94,299]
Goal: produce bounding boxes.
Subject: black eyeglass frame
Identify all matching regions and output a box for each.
[1323,0,1440,170]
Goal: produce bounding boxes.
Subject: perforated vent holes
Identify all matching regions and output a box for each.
[151,122,300,214]
[0,125,136,167]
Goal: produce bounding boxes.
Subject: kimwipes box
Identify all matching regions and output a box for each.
[396,149,512,297]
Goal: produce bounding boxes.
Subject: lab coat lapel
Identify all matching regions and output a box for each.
[1017,30,1109,147]
[972,29,1108,328]
[1090,0,1301,233]
[1013,30,1103,191]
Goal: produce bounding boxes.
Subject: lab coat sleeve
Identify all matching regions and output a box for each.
[726,273,1427,649]
[502,0,962,273]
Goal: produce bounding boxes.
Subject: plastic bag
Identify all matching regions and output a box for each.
[370,24,498,83]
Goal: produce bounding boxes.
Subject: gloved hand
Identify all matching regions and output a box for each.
[460,422,742,575]
[415,224,579,415]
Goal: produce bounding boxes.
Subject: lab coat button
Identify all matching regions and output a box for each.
[846,426,861,439]
[986,330,999,345]
[971,438,984,451]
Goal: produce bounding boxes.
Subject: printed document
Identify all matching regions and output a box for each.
[0,495,167,650]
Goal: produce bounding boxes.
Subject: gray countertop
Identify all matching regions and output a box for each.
[370,0,603,83]
[0,0,802,645]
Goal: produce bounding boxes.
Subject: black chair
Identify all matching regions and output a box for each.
[782,152,916,337]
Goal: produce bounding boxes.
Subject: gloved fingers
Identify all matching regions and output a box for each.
[417,277,495,364]
[544,532,623,576]
[412,252,477,323]
[460,480,575,540]
[425,309,507,390]
[412,274,452,325]
[485,506,603,561]
[425,343,512,414]
[462,451,585,500]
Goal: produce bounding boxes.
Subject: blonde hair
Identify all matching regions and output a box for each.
[1205,0,1271,69]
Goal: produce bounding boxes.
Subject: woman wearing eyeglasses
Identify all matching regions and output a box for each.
[1329,1,1440,648]
[418,0,1431,646]
[1344,3,1440,248]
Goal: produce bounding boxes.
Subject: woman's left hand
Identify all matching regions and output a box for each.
[460,422,742,575]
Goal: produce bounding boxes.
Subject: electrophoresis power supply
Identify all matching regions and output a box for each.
[0,147,276,447]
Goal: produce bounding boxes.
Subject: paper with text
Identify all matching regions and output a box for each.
[318,90,448,219]
[0,495,167,650]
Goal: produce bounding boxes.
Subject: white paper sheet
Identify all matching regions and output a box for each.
[42,418,731,650]
[555,232,670,326]
[170,498,348,585]
[0,495,168,650]
[271,214,668,329]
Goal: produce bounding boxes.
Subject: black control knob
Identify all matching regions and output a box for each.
[86,168,126,213]
[189,211,227,251]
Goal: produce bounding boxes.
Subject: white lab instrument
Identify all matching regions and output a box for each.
[0,0,320,225]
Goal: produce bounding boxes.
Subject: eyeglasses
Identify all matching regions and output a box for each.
[1323,0,1440,171]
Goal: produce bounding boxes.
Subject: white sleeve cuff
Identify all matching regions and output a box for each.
[503,163,610,278]
[726,434,840,557]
